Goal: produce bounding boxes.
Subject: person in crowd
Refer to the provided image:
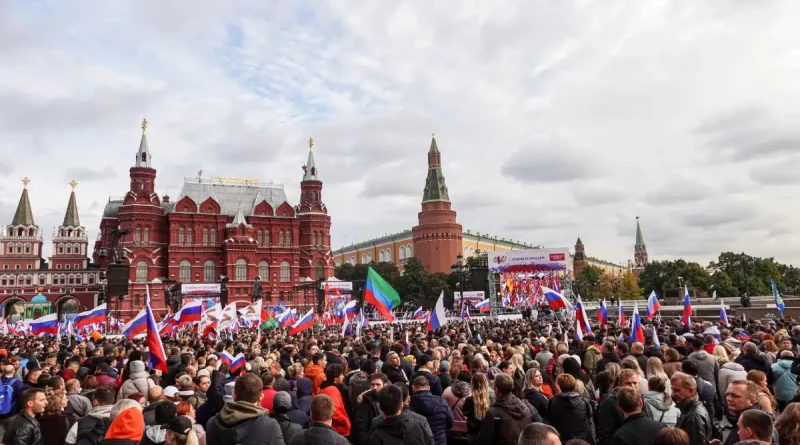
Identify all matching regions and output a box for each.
[410,376,453,445]
[318,364,351,438]
[733,410,774,445]
[205,373,285,445]
[646,357,671,394]
[679,361,715,420]
[288,394,348,445]
[99,406,144,445]
[3,388,47,445]
[746,370,776,415]
[143,400,177,445]
[352,373,385,445]
[295,378,313,416]
[663,349,682,378]
[547,373,595,445]
[597,368,640,445]
[462,372,491,445]
[175,402,206,445]
[441,370,470,445]
[65,386,115,445]
[717,353,747,410]
[735,343,773,384]
[721,379,770,445]
[261,373,277,413]
[608,386,665,445]
[776,402,800,445]
[476,374,538,445]
[346,359,371,410]
[620,357,648,391]
[653,427,689,445]
[670,372,711,445]
[581,335,602,380]
[518,423,561,445]
[687,339,719,391]
[368,384,432,445]
[80,375,98,405]
[162,416,201,445]
[66,379,92,419]
[117,360,155,402]
[39,387,72,445]
[186,375,210,410]
[93,364,118,392]
[382,352,410,385]
[270,392,303,444]
[642,375,680,427]
[0,363,24,417]
[304,353,326,396]
[411,355,443,397]
[521,368,551,420]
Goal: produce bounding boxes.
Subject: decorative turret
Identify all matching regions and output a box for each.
[11,178,35,227]
[634,217,648,268]
[302,137,319,181]
[422,134,450,202]
[129,119,157,194]
[63,180,81,227]
[574,237,585,262]
[50,181,89,269]
[135,118,152,168]
[0,178,44,270]
[298,137,332,281]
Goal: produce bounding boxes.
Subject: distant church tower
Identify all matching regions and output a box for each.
[0,178,44,271]
[573,237,587,277]
[50,181,89,270]
[633,216,648,277]
[412,134,463,274]
[297,137,332,281]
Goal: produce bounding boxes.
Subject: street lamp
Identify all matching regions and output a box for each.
[451,253,466,313]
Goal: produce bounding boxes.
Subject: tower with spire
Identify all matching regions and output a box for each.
[573,236,588,276]
[633,216,648,275]
[50,181,89,270]
[0,178,44,270]
[297,137,332,281]
[412,134,463,274]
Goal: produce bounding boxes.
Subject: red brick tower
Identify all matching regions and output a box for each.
[49,181,89,271]
[633,216,648,278]
[412,134,462,274]
[573,237,587,277]
[0,178,44,271]
[297,138,333,281]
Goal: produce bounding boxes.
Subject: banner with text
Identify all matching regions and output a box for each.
[454,291,486,303]
[319,281,353,291]
[488,248,570,273]
[489,248,570,308]
[181,283,222,298]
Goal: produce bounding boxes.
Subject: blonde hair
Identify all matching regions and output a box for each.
[621,356,644,377]
[167,427,199,445]
[43,388,66,416]
[471,373,490,420]
[712,345,729,364]
[511,353,524,370]
[646,357,668,382]
[605,363,621,385]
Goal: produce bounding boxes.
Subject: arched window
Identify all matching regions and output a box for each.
[203,228,208,246]
[210,228,216,245]
[178,228,184,245]
[385,249,391,262]
[286,230,292,247]
[259,262,269,281]
[367,253,373,263]
[279,230,284,247]
[203,261,215,282]
[235,259,247,281]
[379,250,384,262]
[144,227,150,246]
[257,230,262,246]
[407,244,413,257]
[264,230,270,247]
[280,261,290,282]
[24,244,30,254]
[311,191,317,201]
[58,246,63,254]
[362,254,367,264]
[315,262,324,280]
[135,261,148,282]
[134,228,141,245]
[187,228,193,246]
[179,260,191,283]
[399,246,406,260]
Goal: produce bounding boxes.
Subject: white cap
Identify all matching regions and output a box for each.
[164,386,179,398]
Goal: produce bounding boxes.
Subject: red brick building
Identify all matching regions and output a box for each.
[0,179,100,320]
[93,121,333,315]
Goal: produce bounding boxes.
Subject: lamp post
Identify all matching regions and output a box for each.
[451,253,467,313]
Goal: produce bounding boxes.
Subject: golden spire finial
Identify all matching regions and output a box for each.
[432,132,435,139]
[22,177,30,189]
[308,137,314,151]
[141,118,148,135]
[69,180,78,191]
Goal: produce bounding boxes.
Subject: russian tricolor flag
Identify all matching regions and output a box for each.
[720,299,729,327]
[176,300,204,325]
[122,308,148,339]
[632,301,645,344]
[645,291,661,319]
[230,353,245,373]
[682,286,692,325]
[426,291,448,332]
[618,300,626,327]
[277,309,296,328]
[30,313,59,336]
[288,311,314,335]
[598,300,608,324]
[575,296,591,333]
[475,299,491,313]
[145,286,169,372]
[220,351,234,368]
[412,307,425,319]
[542,286,573,311]
[575,317,584,340]
[73,304,107,329]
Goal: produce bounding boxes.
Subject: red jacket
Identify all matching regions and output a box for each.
[96,374,119,391]
[260,388,277,412]
[319,384,350,437]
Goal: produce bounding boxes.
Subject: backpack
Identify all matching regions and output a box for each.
[0,379,17,415]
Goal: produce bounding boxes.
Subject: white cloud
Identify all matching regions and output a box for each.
[2,0,800,266]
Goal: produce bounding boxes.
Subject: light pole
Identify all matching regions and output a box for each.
[451,253,466,313]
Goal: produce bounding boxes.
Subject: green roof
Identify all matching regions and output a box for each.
[11,188,35,226]
[635,218,645,247]
[63,191,81,227]
[422,136,449,202]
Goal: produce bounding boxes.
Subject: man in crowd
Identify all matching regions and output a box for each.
[3,388,47,445]
[368,384,432,445]
[722,379,772,445]
[518,423,561,445]
[289,394,348,445]
[410,355,442,397]
[206,373,285,445]
[598,368,641,445]
[608,387,665,445]
[65,386,115,445]
[409,376,452,445]
[671,372,711,445]
[352,373,386,445]
[735,410,774,445]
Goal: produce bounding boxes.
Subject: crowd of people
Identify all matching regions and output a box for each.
[0,312,798,445]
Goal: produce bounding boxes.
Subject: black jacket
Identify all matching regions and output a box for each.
[547,392,595,445]
[596,353,621,375]
[694,376,717,420]
[271,413,302,445]
[353,390,381,445]
[676,399,711,445]
[196,370,225,429]
[410,371,443,397]
[409,390,453,445]
[521,389,549,421]
[597,389,623,445]
[476,394,537,445]
[381,364,409,385]
[735,354,774,385]
[369,407,433,444]
[288,423,348,445]
[206,400,285,445]
[368,412,434,445]
[722,404,776,445]
[3,412,43,445]
[608,413,664,445]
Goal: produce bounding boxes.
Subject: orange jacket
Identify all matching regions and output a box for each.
[319,385,351,437]
[305,364,325,395]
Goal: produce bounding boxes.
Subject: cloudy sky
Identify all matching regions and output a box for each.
[1,1,799,266]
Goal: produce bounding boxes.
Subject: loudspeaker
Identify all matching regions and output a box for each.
[471,267,487,292]
[106,263,131,296]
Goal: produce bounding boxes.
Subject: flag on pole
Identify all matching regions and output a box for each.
[598,300,608,324]
[575,317,584,340]
[632,301,645,343]
[145,286,168,372]
[682,286,692,325]
[618,300,626,327]
[651,325,660,348]
[575,296,591,333]
[645,291,661,319]
[364,267,401,323]
[771,278,785,316]
[720,299,729,327]
[426,291,447,332]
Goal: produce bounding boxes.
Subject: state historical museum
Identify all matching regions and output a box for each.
[92,120,333,315]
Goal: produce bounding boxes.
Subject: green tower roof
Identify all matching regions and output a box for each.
[635,217,645,246]
[11,185,35,226]
[63,189,81,227]
[422,135,449,202]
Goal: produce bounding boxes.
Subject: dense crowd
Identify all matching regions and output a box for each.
[0,314,799,445]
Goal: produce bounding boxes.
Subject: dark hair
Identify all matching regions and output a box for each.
[95,386,116,406]
[680,360,699,376]
[234,373,263,404]
[654,427,689,445]
[595,371,614,399]
[261,372,275,388]
[47,376,64,389]
[378,384,403,416]
[393,382,410,400]
[499,360,513,371]
[360,359,376,374]
[647,376,672,404]
[370,373,388,384]
[19,388,43,409]
[494,373,514,395]
[324,364,343,382]
[412,376,430,389]
[616,386,641,413]
[310,394,335,422]
[518,423,559,445]
[457,370,473,383]
[312,353,325,365]
[740,410,774,442]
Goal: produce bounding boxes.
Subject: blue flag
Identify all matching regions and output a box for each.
[771,278,785,315]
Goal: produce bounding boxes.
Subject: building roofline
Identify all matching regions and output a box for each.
[332,230,413,254]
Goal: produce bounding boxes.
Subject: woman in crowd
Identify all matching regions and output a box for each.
[562,358,594,401]
[642,375,680,427]
[746,370,776,414]
[522,368,552,421]
[318,364,351,437]
[176,401,206,445]
[663,349,682,378]
[620,357,648,391]
[128,392,146,409]
[646,357,671,395]
[442,370,471,445]
[776,402,800,445]
[547,373,595,445]
[463,373,492,445]
[39,388,72,445]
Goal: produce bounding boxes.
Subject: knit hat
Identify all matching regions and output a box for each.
[129,360,146,374]
[161,416,193,435]
[155,401,177,424]
[417,354,433,369]
[105,408,144,442]
[272,391,292,414]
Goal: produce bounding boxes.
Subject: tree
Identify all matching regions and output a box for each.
[709,271,738,298]
[617,271,642,300]
[428,273,452,307]
[597,273,616,301]
[574,265,604,300]
[334,263,355,281]
[394,258,429,308]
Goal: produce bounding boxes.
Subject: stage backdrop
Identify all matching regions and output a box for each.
[488,248,571,273]
[488,248,570,308]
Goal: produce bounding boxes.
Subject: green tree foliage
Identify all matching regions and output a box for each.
[394,258,429,307]
[574,265,604,300]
